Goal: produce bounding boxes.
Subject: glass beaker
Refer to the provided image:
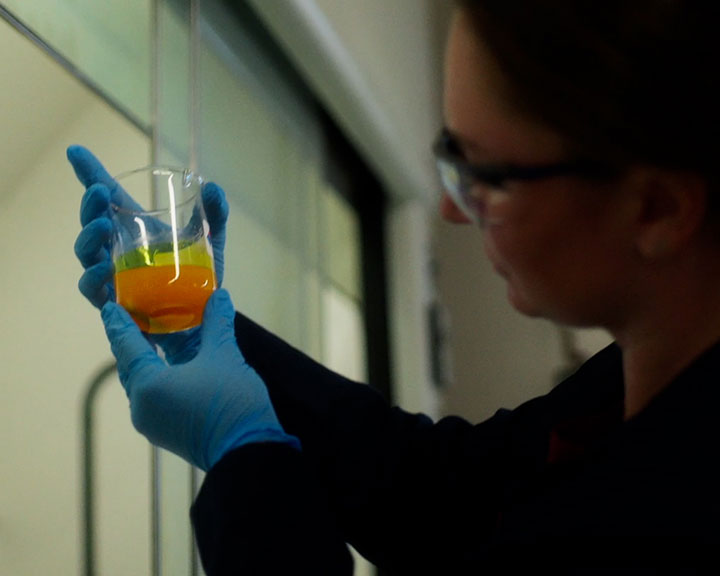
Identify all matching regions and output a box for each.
[111,166,216,334]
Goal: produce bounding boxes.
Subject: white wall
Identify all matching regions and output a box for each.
[248,0,449,203]
[248,0,451,421]
[309,0,448,201]
[0,23,152,572]
[432,222,566,420]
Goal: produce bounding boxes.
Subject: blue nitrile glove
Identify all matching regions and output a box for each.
[102,288,301,471]
[68,145,229,363]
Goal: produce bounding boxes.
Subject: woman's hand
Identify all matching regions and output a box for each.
[68,145,229,363]
[102,289,300,471]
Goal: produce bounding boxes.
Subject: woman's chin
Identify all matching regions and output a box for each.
[505,281,542,319]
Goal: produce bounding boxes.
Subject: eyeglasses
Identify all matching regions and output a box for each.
[432,128,615,224]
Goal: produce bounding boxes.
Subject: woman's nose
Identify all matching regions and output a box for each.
[439,192,473,224]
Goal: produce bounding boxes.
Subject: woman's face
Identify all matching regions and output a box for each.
[442,10,640,328]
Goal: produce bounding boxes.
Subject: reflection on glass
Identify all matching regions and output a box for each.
[2,0,152,126]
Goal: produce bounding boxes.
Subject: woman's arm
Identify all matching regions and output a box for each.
[191,442,354,575]
[232,311,519,572]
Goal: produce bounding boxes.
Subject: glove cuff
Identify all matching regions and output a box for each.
[211,429,301,471]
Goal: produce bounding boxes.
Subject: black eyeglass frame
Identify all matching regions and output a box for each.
[432,128,616,190]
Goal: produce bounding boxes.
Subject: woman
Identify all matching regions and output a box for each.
[70,1,720,573]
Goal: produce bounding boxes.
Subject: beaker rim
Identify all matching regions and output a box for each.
[111,165,204,216]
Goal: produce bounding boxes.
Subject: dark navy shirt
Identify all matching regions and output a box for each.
[192,313,720,575]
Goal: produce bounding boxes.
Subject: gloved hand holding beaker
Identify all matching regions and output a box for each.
[68,145,229,363]
[102,288,300,471]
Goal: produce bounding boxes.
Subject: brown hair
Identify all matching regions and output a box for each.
[455,0,718,176]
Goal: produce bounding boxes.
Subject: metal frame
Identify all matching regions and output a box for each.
[80,361,118,576]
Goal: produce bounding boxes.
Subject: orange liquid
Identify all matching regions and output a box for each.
[115,264,216,333]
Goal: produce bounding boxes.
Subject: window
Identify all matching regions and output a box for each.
[0,0,390,573]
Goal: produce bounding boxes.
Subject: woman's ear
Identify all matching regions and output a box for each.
[629,167,708,260]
